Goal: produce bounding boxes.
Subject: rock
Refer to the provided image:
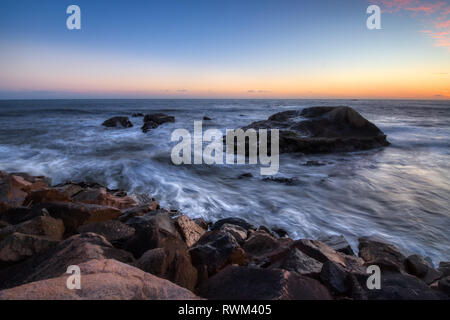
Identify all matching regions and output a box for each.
[211,217,255,231]
[118,202,160,222]
[174,215,206,247]
[262,177,300,185]
[134,241,198,291]
[193,218,209,230]
[203,116,212,121]
[77,220,135,245]
[102,117,133,128]
[141,121,159,133]
[197,265,332,300]
[303,160,326,166]
[0,259,200,300]
[143,113,175,125]
[320,261,350,295]
[237,106,389,155]
[23,189,72,206]
[0,233,59,265]
[220,223,247,244]
[272,228,288,238]
[0,221,9,229]
[141,113,175,132]
[31,202,121,235]
[242,231,280,258]
[363,271,447,300]
[0,171,49,207]
[438,262,450,277]
[404,255,443,285]
[189,230,245,276]
[438,276,450,296]
[0,233,134,290]
[319,235,355,256]
[275,248,323,275]
[0,216,64,241]
[358,236,406,272]
[237,173,253,179]
[293,239,364,273]
[132,112,144,117]
[70,185,136,209]
[124,211,182,258]
[0,207,45,225]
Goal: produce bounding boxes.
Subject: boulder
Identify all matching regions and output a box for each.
[0,171,49,207]
[242,231,283,260]
[220,223,247,244]
[0,233,134,290]
[31,202,121,235]
[319,235,355,256]
[197,265,332,300]
[118,202,160,222]
[193,218,209,230]
[189,230,245,276]
[273,248,323,275]
[23,189,72,206]
[102,117,133,128]
[174,215,206,247]
[0,259,200,300]
[358,236,406,272]
[211,217,255,231]
[141,113,175,132]
[132,113,144,117]
[0,216,64,241]
[438,261,450,277]
[320,261,350,295]
[124,211,182,258]
[203,116,212,121]
[404,254,443,285]
[134,240,198,291]
[55,182,137,209]
[0,232,59,265]
[293,239,364,274]
[77,220,135,245]
[236,106,389,155]
[438,276,450,296]
[363,271,447,300]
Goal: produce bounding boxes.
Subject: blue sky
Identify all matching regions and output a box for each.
[0,0,449,99]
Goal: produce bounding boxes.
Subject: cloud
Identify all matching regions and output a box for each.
[176,89,187,92]
[372,0,450,49]
[247,89,271,94]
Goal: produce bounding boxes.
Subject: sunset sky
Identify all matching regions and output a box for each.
[0,0,449,99]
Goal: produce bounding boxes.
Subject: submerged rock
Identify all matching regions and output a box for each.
[102,117,133,128]
[237,106,389,154]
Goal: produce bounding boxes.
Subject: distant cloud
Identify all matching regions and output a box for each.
[247,89,271,93]
[372,0,450,49]
[176,89,187,92]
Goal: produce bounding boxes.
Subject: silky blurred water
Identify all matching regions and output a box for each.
[0,99,449,263]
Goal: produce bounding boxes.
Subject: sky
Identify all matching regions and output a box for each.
[0,0,449,99]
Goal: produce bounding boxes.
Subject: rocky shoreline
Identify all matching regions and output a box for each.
[0,171,449,300]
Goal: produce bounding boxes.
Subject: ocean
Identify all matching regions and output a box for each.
[0,99,449,264]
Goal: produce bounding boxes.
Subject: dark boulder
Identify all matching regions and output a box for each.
[197,265,332,300]
[273,247,323,275]
[211,217,255,231]
[404,254,442,285]
[124,211,182,258]
[438,262,450,277]
[102,117,133,128]
[0,216,64,241]
[134,239,198,291]
[319,235,355,256]
[141,113,175,132]
[77,220,135,246]
[132,112,144,117]
[203,116,212,121]
[236,106,389,155]
[320,261,350,295]
[438,276,450,296]
[189,230,246,276]
[358,236,406,272]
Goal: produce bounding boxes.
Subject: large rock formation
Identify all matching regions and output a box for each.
[102,117,133,128]
[237,106,389,154]
[0,259,200,300]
